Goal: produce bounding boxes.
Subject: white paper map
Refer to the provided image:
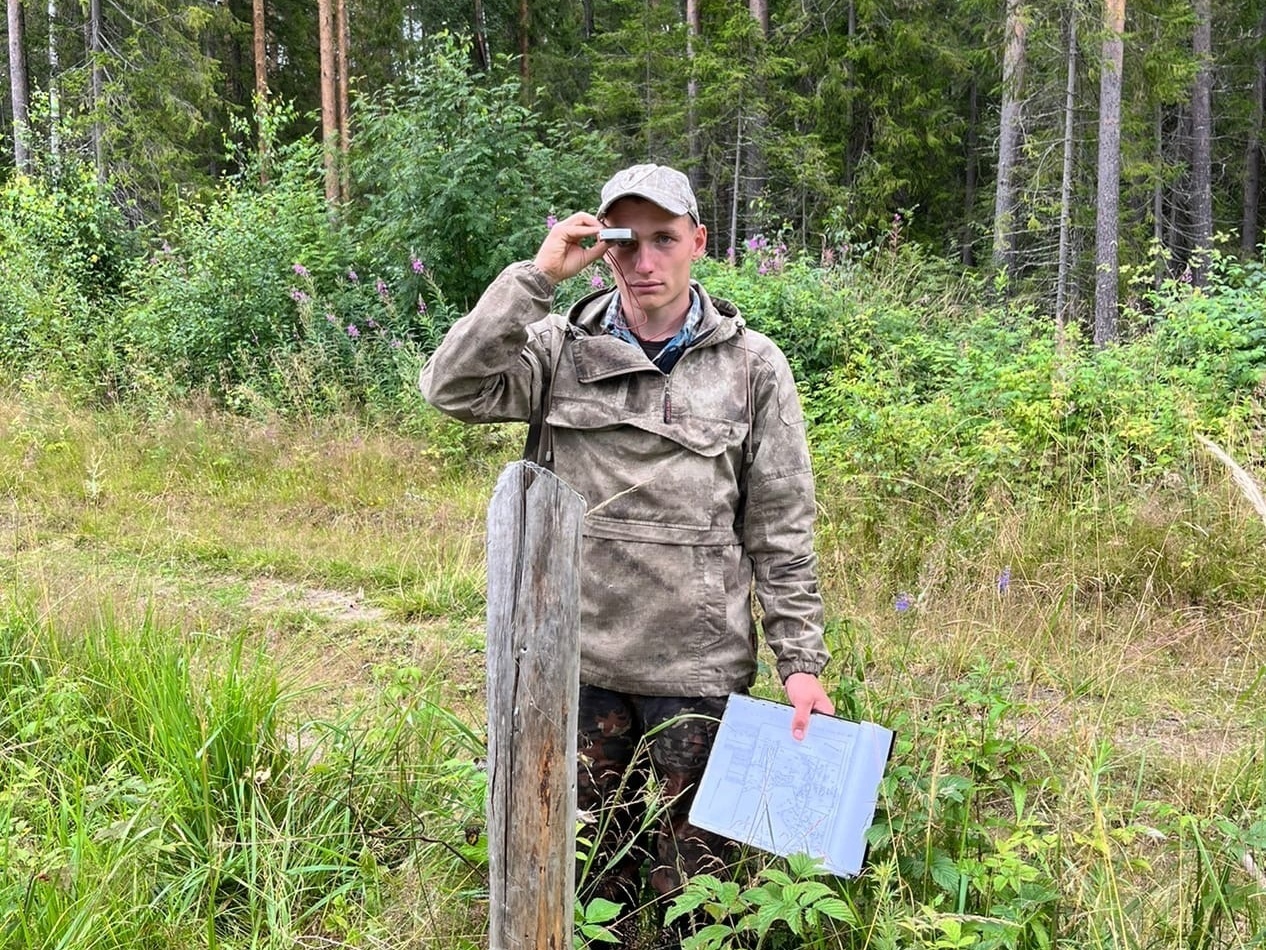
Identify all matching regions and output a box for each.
[688,693,894,877]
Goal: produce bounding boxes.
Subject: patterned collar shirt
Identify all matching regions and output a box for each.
[601,288,703,375]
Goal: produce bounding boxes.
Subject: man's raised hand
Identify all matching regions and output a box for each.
[533,212,608,285]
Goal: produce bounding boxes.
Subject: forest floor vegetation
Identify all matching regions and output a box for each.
[1,387,1263,948]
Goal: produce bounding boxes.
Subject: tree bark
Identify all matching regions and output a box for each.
[962,77,978,267]
[47,0,60,165]
[335,0,351,203]
[1242,18,1264,255]
[253,0,268,184]
[1094,0,1126,346]
[1154,104,1165,288]
[518,0,530,91]
[1055,5,1078,327]
[1190,0,1213,284]
[472,0,490,71]
[749,0,769,37]
[992,0,1026,282]
[743,0,770,237]
[88,0,104,180]
[317,0,339,206]
[730,112,742,258]
[9,0,31,173]
[485,463,584,950]
[686,0,701,193]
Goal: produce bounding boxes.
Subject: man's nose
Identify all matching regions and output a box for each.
[634,244,655,272]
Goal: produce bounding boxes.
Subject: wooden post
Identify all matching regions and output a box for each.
[485,462,585,950]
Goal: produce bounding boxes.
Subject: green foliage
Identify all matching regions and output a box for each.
[350,32,613,310]
[667,855,858,950]
[574,897,623,947]
[122,123,340,398]
[0,603,488,949]
[0,166,138,396]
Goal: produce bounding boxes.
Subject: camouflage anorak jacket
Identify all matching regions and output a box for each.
[420,260,828,697]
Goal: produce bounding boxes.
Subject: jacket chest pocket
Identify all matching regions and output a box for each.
[546,395,748,539]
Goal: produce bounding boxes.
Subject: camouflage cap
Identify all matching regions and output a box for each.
[597,164,699,223]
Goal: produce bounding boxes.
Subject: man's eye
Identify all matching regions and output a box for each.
[613,240,637,250]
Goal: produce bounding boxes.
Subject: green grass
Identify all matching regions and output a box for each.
[1,388,1263,948]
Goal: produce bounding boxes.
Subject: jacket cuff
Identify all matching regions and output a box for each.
[508,259,559,295]
[777,659,827,682]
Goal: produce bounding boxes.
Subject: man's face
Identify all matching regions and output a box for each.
[601,198,707,332]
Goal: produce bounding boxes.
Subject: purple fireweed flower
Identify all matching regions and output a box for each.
[391,339,402,349]
[417,298,427,314]
[346,323,360,338]
[347,268,359,283]
[895,592,912,612]
[292,263,309,278]
[590,273,605,289]
[375,278,389,299]
[997,566,1012,594]
[366,317,378,329]
[289,288,309,303]
[546,214,558,230]
[325,312,337,324]
[411,256,425,274]
[726,247,736,264]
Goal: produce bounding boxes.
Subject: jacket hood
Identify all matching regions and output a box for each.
[564,280,744,346]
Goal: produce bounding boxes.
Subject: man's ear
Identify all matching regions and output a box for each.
[692,223,708,259]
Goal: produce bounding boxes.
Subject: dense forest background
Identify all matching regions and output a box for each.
[4,0,1266,337]
[3,5,1266,948]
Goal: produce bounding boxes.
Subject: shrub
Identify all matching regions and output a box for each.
[122,126,341,397]
[0,166,138,397]
[350,31,614,313]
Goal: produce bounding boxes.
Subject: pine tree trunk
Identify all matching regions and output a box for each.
[992,0,1026,281]
[7,0,30,173]
[1242,23,1264,255]
[253,0,268,184]
[518,0,530,91]
[1240,13,1260,257]
[686,0,701,193]
[317,0,339,206]
[743,0,770,237]
[1154,105,1165,288]
[730,113,742,257]
[961,78,978,267]
[1094,0,1126,346]
[1190,0,1213,284]
[86,0,103,181]
[472,0,490,71]
[336,0,351,203]
[1055,6,1078,326]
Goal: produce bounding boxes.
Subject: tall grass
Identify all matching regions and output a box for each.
[0,598,487,949]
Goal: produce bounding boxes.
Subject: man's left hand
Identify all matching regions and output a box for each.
[784,672,835,741]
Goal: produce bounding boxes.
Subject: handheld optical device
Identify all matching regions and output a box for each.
[598,227,634,242]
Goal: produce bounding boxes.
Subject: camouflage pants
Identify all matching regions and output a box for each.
[575,685,734,916]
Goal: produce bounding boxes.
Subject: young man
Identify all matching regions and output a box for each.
[420,164,832,942]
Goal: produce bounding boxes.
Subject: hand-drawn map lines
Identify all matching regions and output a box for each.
[709,723,857,856]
